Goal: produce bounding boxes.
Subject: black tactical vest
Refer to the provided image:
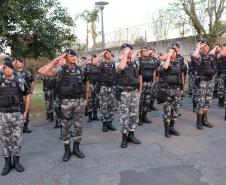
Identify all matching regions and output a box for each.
[59,64,85,99]
[139,57,155,82]
[117,61,139,87]
[99,60,116,85]
[196,54,215,77]
[217,57,226,72]
[86,64,100,83]
[0,76,23,108]
[162,60,182,85]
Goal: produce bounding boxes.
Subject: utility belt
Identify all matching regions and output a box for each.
[121,86,137,92]
[101,82,115,87]
[0,107,21,113]
[61,94,85,100]
[143,81,153,85]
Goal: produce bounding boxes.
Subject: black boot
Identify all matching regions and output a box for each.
[87,112,93,122]
[150,101,158,111]
[13,156,24,172]
[46,112,50,120]
[72,142,85,158]
[170,120,180,136]
[164,122,171,138]
[127,131,141,144]
[102,122,108,132]
[193,102,197,112]
[121,134,128,148]
[1,157,12,176]
[23,122,31,133]
[138,113,143,125]
[53,119,60,129]
[48,112,54,122]
[202,114,213,128]
[142,112,152,123]
[196,114,203,129]
[92,111,99,121]
[107,121,116,131]
[62,144,71,162]
[218,97,225,107]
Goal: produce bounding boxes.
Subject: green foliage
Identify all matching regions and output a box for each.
[0,0,77,59]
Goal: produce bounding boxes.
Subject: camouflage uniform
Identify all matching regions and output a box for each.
[0,74,26,157]
[139,57,156,121]
[161,59,183,137]
[98,59,117,131]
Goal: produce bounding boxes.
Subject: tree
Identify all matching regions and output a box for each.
[0,0,77,59]
[182,0,226,46]
[150,9,172,41]
[76,8,100,49]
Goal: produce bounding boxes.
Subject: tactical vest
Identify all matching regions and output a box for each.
[196,54,215,78]
[0,76,23,108]
[86,64,99,83]
[99,61,116,85]
[139,57,155,82]
[117,61,139,87]
[162,60,182,85]
[58,65,85,99]
[217,57,226,72]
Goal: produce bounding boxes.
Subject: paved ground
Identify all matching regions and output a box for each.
[1,97,226,185]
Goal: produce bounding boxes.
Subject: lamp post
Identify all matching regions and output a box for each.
[95,1,109,49]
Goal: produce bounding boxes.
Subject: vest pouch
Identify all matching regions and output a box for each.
[164,75,178,84]
[60,84,74,96]
[0,97,10,107]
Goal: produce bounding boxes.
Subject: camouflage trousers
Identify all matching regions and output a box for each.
[217,74,226,99]
[163,85,181,125]
[53,98,62,123]
[87,83,99,113]
[60,98,86,144]
[192,77,199,104]
[140,81,155,113]
[119,89,140,134]
[196,79,214,114]
[44,90,53,115]
[99,85,115,123]
[0,112,24,157]
[188,74,195,95]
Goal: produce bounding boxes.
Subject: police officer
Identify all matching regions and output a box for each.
[215,44,226,119]
[38,49,89,162]
[193,41,215,129]
[98,49,116,132]
[14,58,35,133]
[139,47,156,124]
[85,54,100,122]
[116,44,142,148]
[0,58,27,175]
[42,76,55,122]
[161,47,182,138]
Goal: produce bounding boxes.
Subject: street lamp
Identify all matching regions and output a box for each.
[95,1,109,49]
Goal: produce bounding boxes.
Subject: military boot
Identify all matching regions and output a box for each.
[121,134,128,148]
[72,142,85,158]
[193,102,197,112]
[48,112,54,122]
[170,120,180,136]
[13,156,24,172]
[127,131,141,144]
[202,113,213,128]
[92,111,99,121]
[138,113,143,125]
[53,119,60,129]
[164,121,171,138]
[142,112,152,123]
[62,144,71,162]
[23,122,32,133]
[87,112,93,122]
[150,101,158,111]
[196,114,203,129]
[218,97,225,107]
[107,121,116,131]
[102,122,108,132]
[1,157,12,176]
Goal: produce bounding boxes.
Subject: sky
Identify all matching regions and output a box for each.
[60,0,175,43]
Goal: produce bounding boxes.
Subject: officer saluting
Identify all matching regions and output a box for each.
[116,44,142,148]
[0,58,27,175]
[38,49,89,162]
